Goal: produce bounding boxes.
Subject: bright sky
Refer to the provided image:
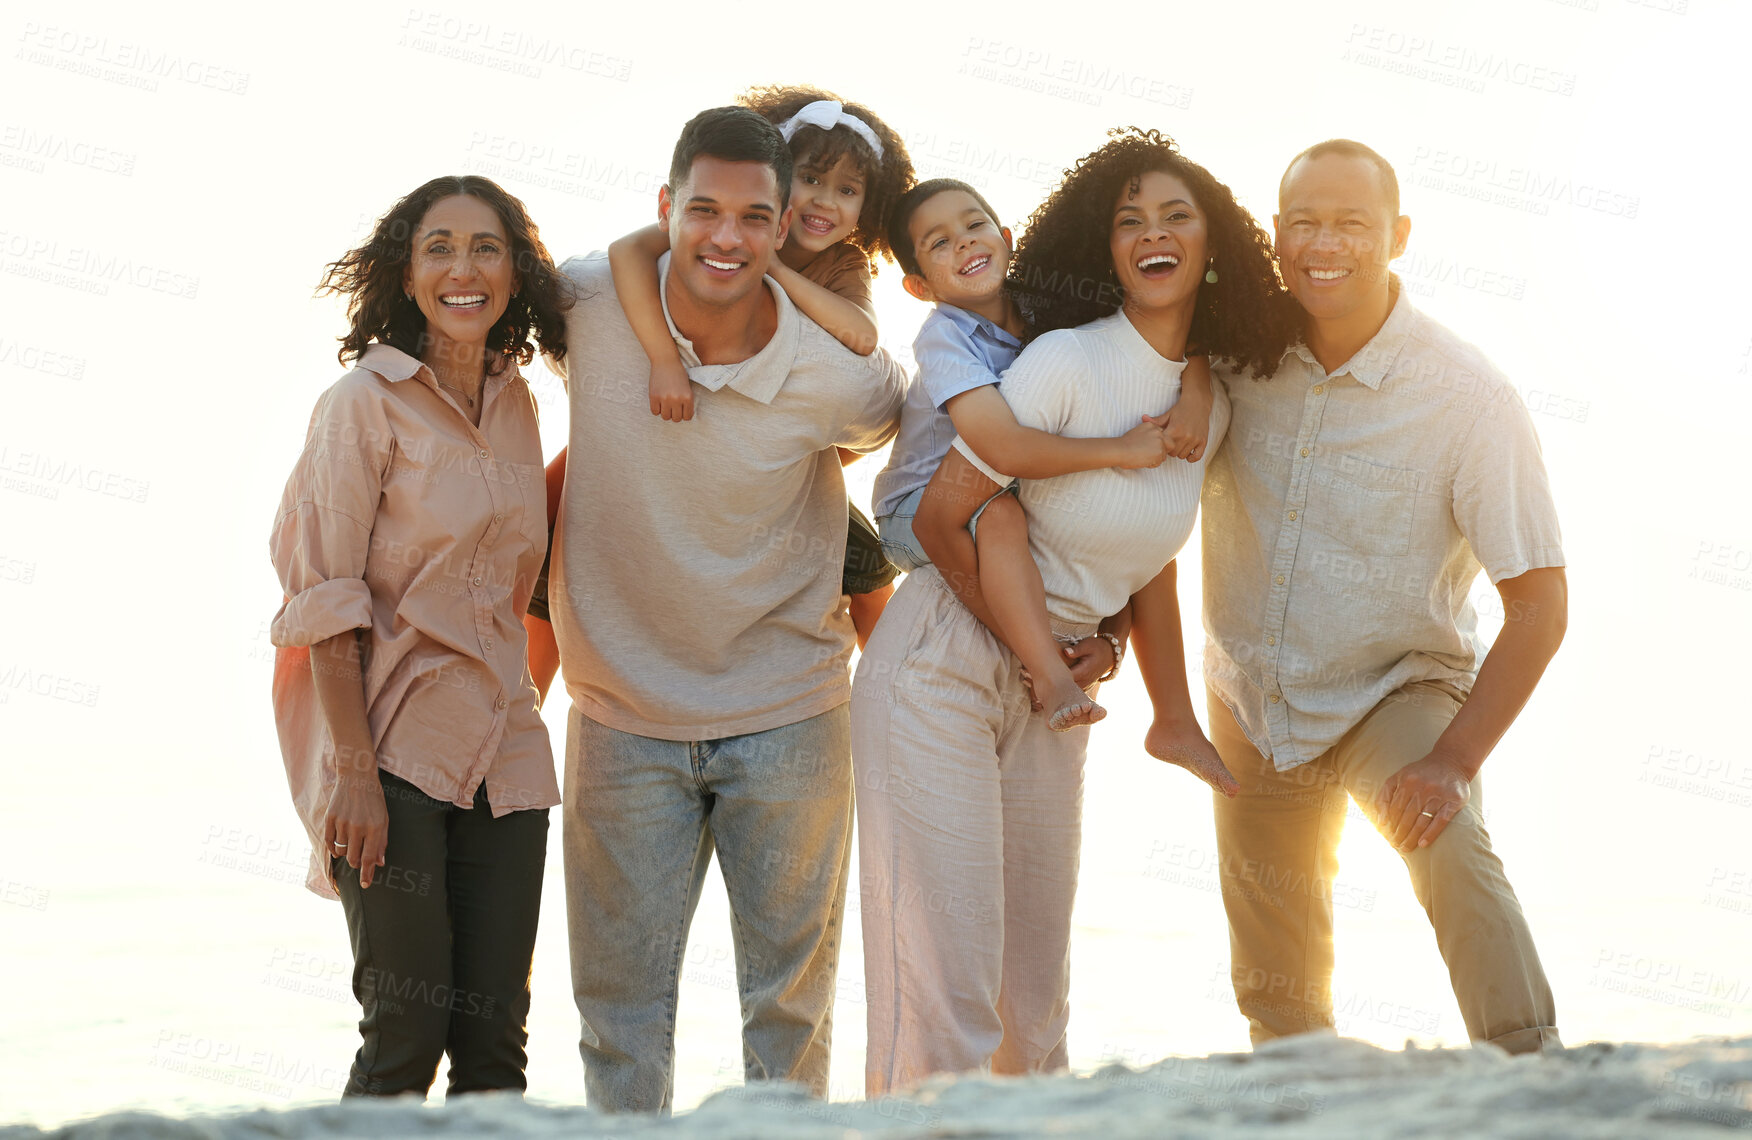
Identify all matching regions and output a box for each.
[3,0,1749,1126]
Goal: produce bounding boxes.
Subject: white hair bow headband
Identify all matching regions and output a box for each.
[775,99,885,164]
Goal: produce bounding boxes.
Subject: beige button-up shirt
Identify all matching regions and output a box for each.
[269,344,558,897]
[547,253,906,740]
[1202,286,1564,770]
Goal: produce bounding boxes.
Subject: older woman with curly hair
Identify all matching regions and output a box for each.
[851,129,1298,1093]
[268,175,570,1099]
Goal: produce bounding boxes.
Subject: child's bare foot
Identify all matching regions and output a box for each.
[1042,673,1107,732]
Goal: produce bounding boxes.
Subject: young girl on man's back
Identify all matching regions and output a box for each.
[609,85,915,645]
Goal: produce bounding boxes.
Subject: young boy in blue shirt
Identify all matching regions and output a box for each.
[871,179,1212,728]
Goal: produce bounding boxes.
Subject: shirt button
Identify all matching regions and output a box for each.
[1274,575,1285,585]
[472,576,483,586]
[1287,510,1298,521]
[494,513,504,523]
[496,698,508,710]
[1300,448,1309,458]
[1269,694,1281,704]
[484,638,493,650]
[1266,635,1276,646]
[1313,385,1324,395]
[478,448,489,459]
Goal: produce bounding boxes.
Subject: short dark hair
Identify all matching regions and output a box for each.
[885,178,1005,278]
[667,105,794,210]
[1278,138,1400,218]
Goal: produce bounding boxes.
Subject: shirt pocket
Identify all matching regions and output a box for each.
[1306,455,1418,557]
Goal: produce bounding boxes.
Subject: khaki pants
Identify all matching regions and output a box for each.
[1207,682,1559,1055]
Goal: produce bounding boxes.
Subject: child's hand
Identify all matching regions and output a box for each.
[649,359,694,423]
[1162,385,1212,462]
[1115,416,1171,470]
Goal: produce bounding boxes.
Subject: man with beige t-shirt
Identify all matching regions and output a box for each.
[545,107,906,1113]
[1202,140,1568,1055]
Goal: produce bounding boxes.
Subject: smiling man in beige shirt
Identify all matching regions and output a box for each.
[545,107,906,1114]
[1201,140,1567,1055]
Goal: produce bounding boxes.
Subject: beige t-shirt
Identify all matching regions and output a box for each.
[1202,286,1565,770]
[548,253,906,739]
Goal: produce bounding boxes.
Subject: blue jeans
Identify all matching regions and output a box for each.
[562,703,853,1113]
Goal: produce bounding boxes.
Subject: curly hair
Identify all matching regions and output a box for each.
[737,84,916,269]
[319,175,572,367]
[1009,128,1296,379]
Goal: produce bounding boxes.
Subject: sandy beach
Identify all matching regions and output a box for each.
[7,1033,1749,1138]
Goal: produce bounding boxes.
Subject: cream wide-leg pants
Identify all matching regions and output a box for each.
[851,567,1098,1096]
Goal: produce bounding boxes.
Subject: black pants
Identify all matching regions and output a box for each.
[333,770,549,1098]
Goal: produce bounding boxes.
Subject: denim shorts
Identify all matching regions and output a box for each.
[876,484,1018,574]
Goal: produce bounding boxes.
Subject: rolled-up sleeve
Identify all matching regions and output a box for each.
[269,377,391,647]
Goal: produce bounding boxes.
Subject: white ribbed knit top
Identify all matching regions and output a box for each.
[951,310,1228,627]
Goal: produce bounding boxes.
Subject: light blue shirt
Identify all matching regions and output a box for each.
[870,303,1023,519]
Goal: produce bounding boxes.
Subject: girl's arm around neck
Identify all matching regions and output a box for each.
[769,258,880,356]
[609,223,695,420]
[607,223,682,367]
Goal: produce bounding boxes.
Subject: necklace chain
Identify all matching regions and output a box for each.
[436,378,477,407]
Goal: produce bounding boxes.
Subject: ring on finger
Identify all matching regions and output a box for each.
[1418,810,1435,819]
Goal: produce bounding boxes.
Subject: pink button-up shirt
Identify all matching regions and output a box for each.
[269,343,557,898]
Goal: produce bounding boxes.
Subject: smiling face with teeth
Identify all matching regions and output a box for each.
[900,188,1014,315]
[1109,169,1209,324]
[402,194,518,363]
[659,154,790,320]
[1274,152,1410,326]
[782,153,867,265]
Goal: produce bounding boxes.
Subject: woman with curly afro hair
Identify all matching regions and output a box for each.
[269,174,570,1099]
[851,129,1293,1094]
[1010,127,1299,371]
